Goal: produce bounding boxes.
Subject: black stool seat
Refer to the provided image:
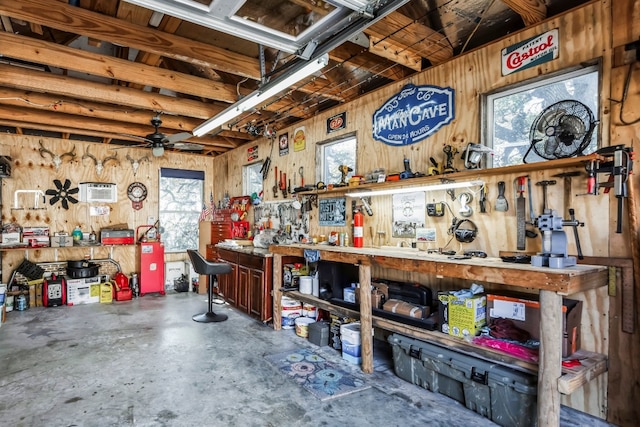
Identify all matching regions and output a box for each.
[187,249,232,323]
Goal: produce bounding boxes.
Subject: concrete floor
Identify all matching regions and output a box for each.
[0,292,615,427]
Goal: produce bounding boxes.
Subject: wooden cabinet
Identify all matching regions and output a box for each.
[270,244,609,425]
[216,247,273,323]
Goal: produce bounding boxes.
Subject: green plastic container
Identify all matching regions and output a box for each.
[388,333,538,427]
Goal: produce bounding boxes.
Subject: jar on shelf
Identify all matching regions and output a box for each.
[72,226,83,241]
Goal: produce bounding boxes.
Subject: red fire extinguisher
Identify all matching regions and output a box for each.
[353,209,364,248]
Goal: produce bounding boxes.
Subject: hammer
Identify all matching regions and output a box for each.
[536,180,556,214]
[552,171,582,217]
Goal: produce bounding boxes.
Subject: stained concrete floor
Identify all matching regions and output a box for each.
[0,292,615,427]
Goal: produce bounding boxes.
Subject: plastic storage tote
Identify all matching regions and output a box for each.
[387,333,537,427]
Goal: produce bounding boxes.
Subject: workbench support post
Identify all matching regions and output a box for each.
[538,289,562,426]
[358,263,373,374]
[272,253,283,331]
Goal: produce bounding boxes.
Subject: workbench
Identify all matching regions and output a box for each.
[270,243,609,426]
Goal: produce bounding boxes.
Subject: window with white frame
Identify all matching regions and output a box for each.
[159,168,204,252]
[317,134,357,185]
[484,65,600,167]
[243,162,263,197]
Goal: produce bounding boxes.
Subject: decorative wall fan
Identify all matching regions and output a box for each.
[130,115,204,157]
[524,100,597,163]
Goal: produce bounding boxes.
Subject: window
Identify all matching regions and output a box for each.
[317,134,357,185]
[243,162,263,197]
[159,168,204,252]
[484,65,600,167]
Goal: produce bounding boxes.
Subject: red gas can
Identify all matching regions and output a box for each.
[112,272,132,301]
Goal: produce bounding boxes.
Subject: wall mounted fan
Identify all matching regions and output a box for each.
[132,115,204,157]
[524,100,597,163]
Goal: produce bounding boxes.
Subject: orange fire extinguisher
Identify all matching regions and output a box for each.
[353,208,364,248]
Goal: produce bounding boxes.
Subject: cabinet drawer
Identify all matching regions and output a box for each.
[218,248,239,263]
[205,244,218,261]
[238,253,264,270]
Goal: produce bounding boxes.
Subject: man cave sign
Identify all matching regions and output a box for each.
[372,84,455,146]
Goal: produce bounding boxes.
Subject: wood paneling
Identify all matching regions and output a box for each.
[0,134,214,281]
[213,1,640,422]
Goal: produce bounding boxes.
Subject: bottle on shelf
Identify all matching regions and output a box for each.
[72,226,83,241]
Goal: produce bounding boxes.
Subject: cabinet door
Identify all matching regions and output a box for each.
[248,268,265,321]
[237,265,250,313]
[218,263,238,304]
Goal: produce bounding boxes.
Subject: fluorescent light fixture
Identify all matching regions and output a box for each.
[193,54,329,137]
[345,180,485,197]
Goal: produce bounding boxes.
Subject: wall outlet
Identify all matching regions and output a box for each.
[148,216,156,225]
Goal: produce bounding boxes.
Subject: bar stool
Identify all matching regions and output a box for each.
[187,249,232,323]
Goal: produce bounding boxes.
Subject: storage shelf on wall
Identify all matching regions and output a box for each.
[298,153,602,197]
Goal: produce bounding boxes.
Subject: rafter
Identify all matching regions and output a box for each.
[502,0,547,26]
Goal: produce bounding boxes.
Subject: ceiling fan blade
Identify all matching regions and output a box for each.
[49,195,60,205]
[61,198,69,210]
[170,142,204,151]
[45,189,58,196]
[68,187,79,194]
[54,179,63,190]
[67,195,79,204]
[166,132,193,144]
[63,179,71,190]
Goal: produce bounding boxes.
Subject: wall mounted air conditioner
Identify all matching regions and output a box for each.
[79,182,117,203]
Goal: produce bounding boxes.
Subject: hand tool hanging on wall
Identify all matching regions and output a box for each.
[494,181,508,212]
[552,171,582,218]
[526,177,537,239]
[536,180,556,214]
[515,176,527,250]
[273,166,279,198]
[479,185,487,213]
[568,208,584,259]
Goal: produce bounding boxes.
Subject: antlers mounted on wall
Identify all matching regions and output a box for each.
[126,154,149,176]
[38,140,76,170]
[82,146,120,176]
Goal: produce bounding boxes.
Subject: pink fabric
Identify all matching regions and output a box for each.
[472,336,539,363]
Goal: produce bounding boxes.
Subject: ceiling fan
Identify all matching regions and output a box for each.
[132,115,204,157]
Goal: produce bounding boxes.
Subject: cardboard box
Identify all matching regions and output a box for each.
[50,235,74,247]
[355,287,386,309]
[440,293,487,338]
[383,298,429,318]
[1,232,20,245]
[67,277,100,305]
[487,293,582,357]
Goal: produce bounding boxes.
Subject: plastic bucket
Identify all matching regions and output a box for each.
[281,296,302,329]
[295,317,315,338]
[340,322,362,364]
[299,276,312,294]
[302,303,317,319]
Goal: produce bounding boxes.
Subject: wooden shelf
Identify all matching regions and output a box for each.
[285,289,607,395]
[297,153,602,197]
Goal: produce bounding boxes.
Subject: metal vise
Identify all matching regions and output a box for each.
[531,210,583,269]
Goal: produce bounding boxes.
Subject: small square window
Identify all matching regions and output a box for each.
[243,161,263,196]
[317,135,357,185]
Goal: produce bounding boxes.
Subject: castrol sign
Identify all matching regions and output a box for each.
[501,29,559,76]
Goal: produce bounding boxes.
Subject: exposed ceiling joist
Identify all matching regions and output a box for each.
[502,0,547,25]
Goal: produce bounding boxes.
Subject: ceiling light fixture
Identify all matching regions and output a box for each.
[193,54,329,137]
[345,180,485,198]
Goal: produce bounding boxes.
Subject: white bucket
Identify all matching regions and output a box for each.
[299,276,312,294]
[302,303,317,319]
[281,296,302,329]
[340,322,362,364]
[295,317,315,338]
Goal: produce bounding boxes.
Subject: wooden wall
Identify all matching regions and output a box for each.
[0,135,214,280]
[213,0,640,423]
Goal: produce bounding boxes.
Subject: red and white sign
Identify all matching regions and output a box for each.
[501,29,559,76]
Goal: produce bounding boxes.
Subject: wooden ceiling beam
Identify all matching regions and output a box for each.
[0,0,262,80]
[0,87,204,132]
[366,11,453,65]
[0,32,245,105]
[502,0,547,26]
[330,42,413,81]
[0,63,222,119]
